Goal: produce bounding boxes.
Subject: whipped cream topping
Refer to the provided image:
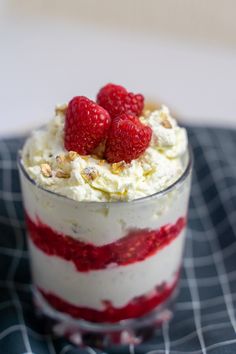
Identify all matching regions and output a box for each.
[22,105,188,202]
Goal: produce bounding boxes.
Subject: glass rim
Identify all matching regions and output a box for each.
[17,144,193,205]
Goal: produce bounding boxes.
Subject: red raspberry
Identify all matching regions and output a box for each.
[105,114,152,163]
[97,83,144,119]
[64,96,111,155]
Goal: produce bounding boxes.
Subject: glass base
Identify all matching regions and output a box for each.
[33,287,178,347]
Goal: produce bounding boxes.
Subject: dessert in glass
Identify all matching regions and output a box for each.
[18,84,192,345]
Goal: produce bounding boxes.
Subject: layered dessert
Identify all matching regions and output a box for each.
[19,84,191,324]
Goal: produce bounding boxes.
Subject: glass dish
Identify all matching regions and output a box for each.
[18,146,192,346]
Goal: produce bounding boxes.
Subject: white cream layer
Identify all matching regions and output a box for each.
[21,168,191,246]
[22,105,188,202]
[29,229,185,310]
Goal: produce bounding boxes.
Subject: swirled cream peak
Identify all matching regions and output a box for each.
[22,104,188,201]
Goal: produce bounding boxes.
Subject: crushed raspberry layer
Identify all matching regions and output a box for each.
[38,273,179,323]
[26,214,186,272]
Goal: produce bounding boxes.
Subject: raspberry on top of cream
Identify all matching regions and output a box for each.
[22,84,188,202]
[22,107,187,202]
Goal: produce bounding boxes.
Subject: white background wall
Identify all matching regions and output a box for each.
[0,0,236,136]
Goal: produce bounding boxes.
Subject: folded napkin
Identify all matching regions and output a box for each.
[0,126,236,354]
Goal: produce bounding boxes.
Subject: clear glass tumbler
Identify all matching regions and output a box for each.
[18,147,192,346]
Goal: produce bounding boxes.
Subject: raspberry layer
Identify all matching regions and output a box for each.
[26,214,186,272]
[38,273,179,323]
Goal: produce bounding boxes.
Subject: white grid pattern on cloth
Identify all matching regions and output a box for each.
[193,132,236,334]
[0,140,55,354]
[162,322,170,354]
[129,343,135,354]
[0,140,32,353]
[176,290,236,311]
[184,230,206,354]
[59,345,75,354]
[0,127,235,354]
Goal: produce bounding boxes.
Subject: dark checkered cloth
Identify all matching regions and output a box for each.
[0,126,236,354]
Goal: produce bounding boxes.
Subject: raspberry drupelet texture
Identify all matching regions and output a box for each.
[97,83,144,119]
[105,113,152,163]
[64,96,111,155]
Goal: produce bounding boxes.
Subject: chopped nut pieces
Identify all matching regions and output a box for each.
[161,118,172,129]
[91,154,99,160]
[55,170,70,178]
[81,167,98,181]
[142,109,151,118]
[111,161,126,174]
[56,155,66,164]
[80,155,90,161]
[159,112,172,129]
[98,159,106,166]
[68,151,78,161]
[143,167,156,177]
[56,152,78,165]
[41,163,52,177]
[55,104,68,116]
[143,101,161,113]
[92,140,106,159]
